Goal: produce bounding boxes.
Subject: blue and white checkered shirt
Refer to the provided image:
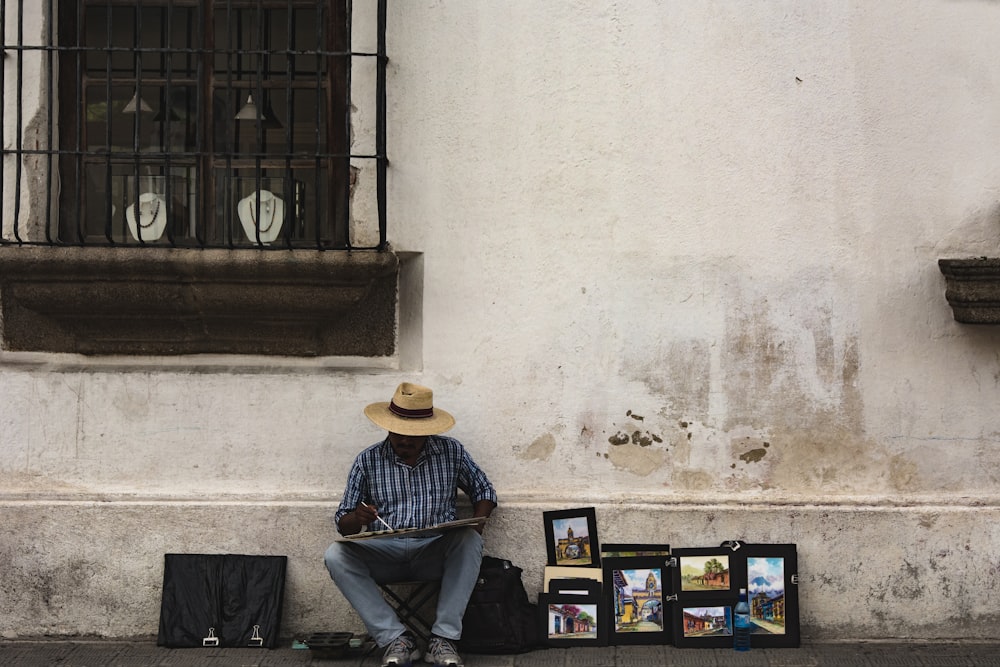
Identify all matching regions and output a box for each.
[334,435,498,534]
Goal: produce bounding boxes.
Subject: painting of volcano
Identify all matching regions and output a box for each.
[746,557,786,635]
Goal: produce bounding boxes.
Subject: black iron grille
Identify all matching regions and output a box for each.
[1,0,387,250]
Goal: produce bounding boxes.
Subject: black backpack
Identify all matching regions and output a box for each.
[460,556,540,654]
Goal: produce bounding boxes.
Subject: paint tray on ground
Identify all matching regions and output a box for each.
[303,632,362,659]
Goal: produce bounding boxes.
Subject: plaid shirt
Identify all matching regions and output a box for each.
[334,435,498,534]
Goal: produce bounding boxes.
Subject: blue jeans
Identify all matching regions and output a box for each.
[324,528,483,647]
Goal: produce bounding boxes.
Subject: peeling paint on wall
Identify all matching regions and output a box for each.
[888,454,919,491]
[671,468,716,490]
[599,410,673,476]
[522,433,557,461]
[606,442,665,477]
[763,423,887,493]
[722,278,862,436]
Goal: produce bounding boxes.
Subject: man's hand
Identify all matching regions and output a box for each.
[472,500,497,535]
[338,502,381,535]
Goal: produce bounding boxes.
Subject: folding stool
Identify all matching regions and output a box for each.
[378,580,441,645]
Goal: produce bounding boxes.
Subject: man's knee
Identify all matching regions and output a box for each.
[447,528,484,558]
[324,541,349,578]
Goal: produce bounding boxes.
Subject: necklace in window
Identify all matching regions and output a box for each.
[249,198,277,233]
[138,197,161,229]
[125,194,167,243]
[237,191,284,244]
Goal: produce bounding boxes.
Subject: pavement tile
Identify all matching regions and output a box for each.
[0,653,60,667]
[462,654,516,667]
[350,650,380,667]
[6,640,1000,667]
[511,647,567,667]
[564,646,616,666]
[154,649,204,666]
[911,646,985,667]
[0,645,30,665]
[59,643,129,666]
[763,647,822,666]
[156,647,300,666]
[168,652,255,667]
[913,658,977,667]
[105,643,172,667]
[662,646,719,665]
[613,644,667,666]
[796,644,874,667]
[247,652,316,666]
[857,645,922,666]
[706,648,770,666]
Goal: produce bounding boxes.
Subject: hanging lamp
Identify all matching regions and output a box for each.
[234,92,282,129]
[122,88,153,114]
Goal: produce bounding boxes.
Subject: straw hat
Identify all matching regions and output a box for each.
[364,382,456,436]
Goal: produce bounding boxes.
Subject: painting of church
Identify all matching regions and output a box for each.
[610,567,664,633]
[553,519,592,565]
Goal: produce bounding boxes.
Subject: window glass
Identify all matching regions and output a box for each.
[59,0,350,248]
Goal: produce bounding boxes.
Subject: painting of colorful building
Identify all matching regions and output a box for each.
[548,603,598,639]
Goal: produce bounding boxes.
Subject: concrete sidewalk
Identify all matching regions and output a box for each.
[2,639,1000,667]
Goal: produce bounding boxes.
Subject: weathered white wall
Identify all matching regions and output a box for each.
[3,0,1000,641]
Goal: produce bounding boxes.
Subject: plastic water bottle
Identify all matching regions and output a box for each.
[734,588,751,651]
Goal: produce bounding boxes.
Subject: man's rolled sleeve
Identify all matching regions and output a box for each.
[334,463,367,532]
[460,450,498,506]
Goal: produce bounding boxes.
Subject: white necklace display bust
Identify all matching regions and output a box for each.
[238,190,285,244]
[125,192,168,242]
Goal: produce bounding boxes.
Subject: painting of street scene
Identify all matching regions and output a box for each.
[679,554,731,591]
[746,556,787,635]
[609,567,664,633]
[547,602,599,640]
[681,605,733,638]
[551,517,593,565]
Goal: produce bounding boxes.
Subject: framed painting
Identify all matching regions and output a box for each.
[538,592,606,647]
[544,565,602,592]
[671,547,743,599]
[601,556,672,645]
[548,577,603,598]
[601,543,670,558]
[740,543,800,648]
[670,543,800,649]
[543,507,601,567]
[672,597,736,648]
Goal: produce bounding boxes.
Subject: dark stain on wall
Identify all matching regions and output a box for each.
[608,428,665,448]
[608,432,630,446]
[608,430,664,447]
[739,442,770,463]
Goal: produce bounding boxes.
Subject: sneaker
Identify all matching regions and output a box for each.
[382,633,420,667]
[424,636,464,667]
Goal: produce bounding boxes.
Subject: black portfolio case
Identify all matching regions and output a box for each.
[157,553,287,648]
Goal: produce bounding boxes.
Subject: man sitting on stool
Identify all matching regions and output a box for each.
[324,383,498,667]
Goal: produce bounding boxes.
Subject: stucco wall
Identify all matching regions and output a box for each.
[3,0,1000,640]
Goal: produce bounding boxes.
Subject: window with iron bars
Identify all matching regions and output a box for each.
[1,0,387,250]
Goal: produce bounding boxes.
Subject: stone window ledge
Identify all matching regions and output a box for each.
[939,258,1000,324]
[0,246,399,356]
